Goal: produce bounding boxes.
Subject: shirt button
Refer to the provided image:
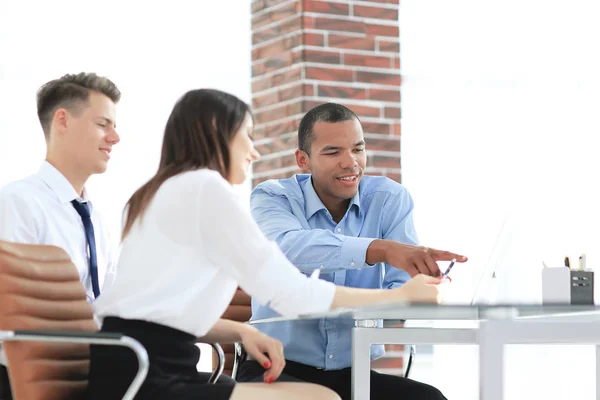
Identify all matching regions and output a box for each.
[336,228,341,233]
[328,354,334,359]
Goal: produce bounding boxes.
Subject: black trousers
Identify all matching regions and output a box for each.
[237,359,447,400]
[0,363,231,400]
[86,317,235,400]
[0,365,11,400]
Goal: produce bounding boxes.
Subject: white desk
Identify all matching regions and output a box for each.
[350,304,600,400]
[478,317,600,400]
[251,304,600,400]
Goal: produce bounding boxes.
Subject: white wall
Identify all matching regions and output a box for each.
[0,0,252,371]
[0,0,252,244]
[401,0,600,398]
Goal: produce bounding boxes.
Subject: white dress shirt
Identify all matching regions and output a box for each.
[0,161,115,365]
[0,161,115,300]
[93,169,336,337]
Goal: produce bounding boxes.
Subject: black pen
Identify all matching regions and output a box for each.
[441,258,456,279]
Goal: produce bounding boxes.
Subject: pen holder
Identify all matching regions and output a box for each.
[542,268,594,305]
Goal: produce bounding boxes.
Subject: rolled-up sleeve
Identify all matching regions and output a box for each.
[340,236,375,269]
[381,190,418,289]
[251,186,373,273]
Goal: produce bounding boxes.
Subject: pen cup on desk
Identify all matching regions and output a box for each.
[542,267,594,305]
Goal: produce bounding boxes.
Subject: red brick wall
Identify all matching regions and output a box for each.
[251,0,401,187]
[251,0,405,376]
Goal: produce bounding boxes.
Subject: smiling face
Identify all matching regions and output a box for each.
[228,113,260,185]
[53,91,119,176]
[295,117,366,210]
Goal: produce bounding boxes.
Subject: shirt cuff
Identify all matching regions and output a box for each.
[340,237,375,269]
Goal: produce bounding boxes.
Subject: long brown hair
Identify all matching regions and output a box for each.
[122,88,251,238]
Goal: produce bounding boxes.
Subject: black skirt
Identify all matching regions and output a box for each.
[86,317,235,400]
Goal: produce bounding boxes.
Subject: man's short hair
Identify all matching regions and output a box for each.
[36,72,121,137]
[297,102,359,155]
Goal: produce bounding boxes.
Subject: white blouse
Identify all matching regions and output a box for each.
[93,169,336,337]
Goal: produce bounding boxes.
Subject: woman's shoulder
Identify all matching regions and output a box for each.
[156,169,232,205]
[164,168,226,190]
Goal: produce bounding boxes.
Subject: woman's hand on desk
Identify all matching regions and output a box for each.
[391,274,447,304]
[239,326,285,384]
[330,274,448,309]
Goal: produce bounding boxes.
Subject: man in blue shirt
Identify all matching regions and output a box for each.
[236,103,466,399]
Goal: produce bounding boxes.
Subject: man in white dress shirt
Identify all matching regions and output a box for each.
[0,72,121,399]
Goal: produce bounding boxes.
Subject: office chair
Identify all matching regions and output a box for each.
[0,240,225,399]
[212,287,252,379]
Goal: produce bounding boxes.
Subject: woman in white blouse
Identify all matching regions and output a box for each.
[87,89,449,400]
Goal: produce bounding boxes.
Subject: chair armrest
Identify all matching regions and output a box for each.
[231,341,247,380]
[0,329,149,400]
[404,343,416,378]
[206,342,225,384]
[228,320,262,380]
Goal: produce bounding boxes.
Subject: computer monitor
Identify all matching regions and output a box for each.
[470,215,514,305]
[470,210,549,305]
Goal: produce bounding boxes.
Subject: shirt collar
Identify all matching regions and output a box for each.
[37,161,90,204]
[302,176,361,220]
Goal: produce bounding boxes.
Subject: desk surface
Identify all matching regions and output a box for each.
[250,303,600,324]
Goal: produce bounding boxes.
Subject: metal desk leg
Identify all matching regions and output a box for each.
[596,345,600,400]
[351,323,478,400]
[479,321,504,400]
[352,326,372,400]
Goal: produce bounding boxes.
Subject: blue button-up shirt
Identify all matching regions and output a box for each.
[250,174,419,370]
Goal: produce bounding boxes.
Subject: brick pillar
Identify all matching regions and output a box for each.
[251,0,405,376]
[251,0,401,187]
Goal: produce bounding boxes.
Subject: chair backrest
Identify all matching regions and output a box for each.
[0,241,97,400]
[214,287,252,376]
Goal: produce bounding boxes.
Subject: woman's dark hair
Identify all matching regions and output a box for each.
[122,88,250,238]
